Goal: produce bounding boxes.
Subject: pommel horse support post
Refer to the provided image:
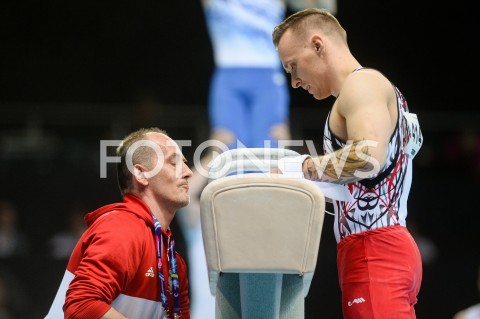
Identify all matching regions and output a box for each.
[200,148,326,319]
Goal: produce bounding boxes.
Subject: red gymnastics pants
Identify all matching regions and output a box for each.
[337,225,422,319]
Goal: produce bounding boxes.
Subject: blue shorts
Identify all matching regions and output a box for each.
[208,67,290,149]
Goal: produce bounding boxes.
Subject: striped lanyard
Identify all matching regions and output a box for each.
[151,213,181,319]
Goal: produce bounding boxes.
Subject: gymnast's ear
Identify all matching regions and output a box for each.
[311,35,324,54]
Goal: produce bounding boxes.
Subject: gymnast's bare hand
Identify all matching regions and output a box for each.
[302,157,318,180]
[270,167,283,174]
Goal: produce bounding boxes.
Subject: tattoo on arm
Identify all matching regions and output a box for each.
[307,140,378,184]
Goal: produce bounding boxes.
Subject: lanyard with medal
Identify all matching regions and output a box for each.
[151,212,182,319]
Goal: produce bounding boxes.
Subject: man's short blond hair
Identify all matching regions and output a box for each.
[116,127,168,195]
[272,8,346,48]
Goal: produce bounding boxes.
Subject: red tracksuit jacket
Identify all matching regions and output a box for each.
[45,194,190,319]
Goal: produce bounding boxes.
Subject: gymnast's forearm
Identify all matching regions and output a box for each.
[304,140,380,184]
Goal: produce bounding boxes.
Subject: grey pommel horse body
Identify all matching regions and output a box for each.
[200,148,326,319]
